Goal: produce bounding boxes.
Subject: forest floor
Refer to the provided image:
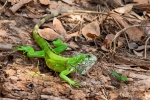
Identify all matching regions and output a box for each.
[0,0,150,100]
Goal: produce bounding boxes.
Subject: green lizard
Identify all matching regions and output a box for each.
[17,11,97,87]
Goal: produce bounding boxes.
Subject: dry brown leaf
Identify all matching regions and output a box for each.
[123,13,141,23]
[66,31,79,40]
[42,23,53,28]
[38,28,63,41]
[4,8,14,16]
[101,45,109,52]
[53,17,67,39]
[130,11,144,20]
[39,18,78,41]
[114,4,133,14]
[133,50,143,57]
[110,12,144,41]
[105,34,114,40]
[67,41,79,50]
[8,0,19,5]
[39,0,50,5]
[81,21,100,40]
[146,13,150,17]
[105,34,124,48]
[117,41,123,47]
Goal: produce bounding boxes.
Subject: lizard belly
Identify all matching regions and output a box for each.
[45,59,67,73]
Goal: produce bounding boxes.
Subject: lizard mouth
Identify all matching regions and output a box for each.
[76,54,97,75]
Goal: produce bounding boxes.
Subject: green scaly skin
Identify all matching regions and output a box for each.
[17,11,97,87]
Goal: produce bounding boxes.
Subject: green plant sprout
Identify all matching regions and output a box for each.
[111,71,128,82]
[29,60,40,78]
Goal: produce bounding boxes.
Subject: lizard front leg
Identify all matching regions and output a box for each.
[46,59,81,87]
[59,68,81,87]
[17,46,45,58]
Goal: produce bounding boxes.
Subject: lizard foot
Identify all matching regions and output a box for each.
[69,81,82,88]
[17,46,34,54]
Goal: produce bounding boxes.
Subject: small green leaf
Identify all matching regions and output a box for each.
[111,71,121,79]
[111,71,128,82]
[120,76,128,82]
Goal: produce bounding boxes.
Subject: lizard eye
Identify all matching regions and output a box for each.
[87,54,91,58]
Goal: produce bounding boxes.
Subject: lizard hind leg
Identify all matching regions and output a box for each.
[17,46,45,58]
[59,69,81,87]
[52,39,67,54]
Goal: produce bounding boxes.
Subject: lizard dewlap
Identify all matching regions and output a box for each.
[72,53,97,75]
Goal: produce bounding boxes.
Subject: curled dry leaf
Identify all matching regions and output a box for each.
[39,18,79,41]
[101,34,125,52]
[110,12,144,41]
[133,50,143,57]
[101,34,114,52]
[39,0,50,5]
[53,18,78,40]
[38,28,63,41]
[66,31,79,41]
[107,34,124,44]
[114,4,133,14]
[81,21,100,41]
[105,33,114,40]
[67,41,79,50]
[130,11,144,20]
[53,17,67,39]
[101,45,109,52]
[117,41,123,48]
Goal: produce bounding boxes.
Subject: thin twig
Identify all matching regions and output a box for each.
[0,0,7,10]
[110,24,150,52]
[67,21,81,34]
[71,10,108,15]
[69,10,143,20]
[112,16,130,51]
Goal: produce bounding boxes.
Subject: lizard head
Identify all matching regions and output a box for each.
[75,54,97,75]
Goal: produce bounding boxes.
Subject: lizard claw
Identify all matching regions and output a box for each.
[69,81,82,88]
[17,46,34,54]
[17,46,33,51]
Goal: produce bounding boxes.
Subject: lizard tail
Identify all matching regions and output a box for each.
[32,12,60,49]
[32,10,74,51]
